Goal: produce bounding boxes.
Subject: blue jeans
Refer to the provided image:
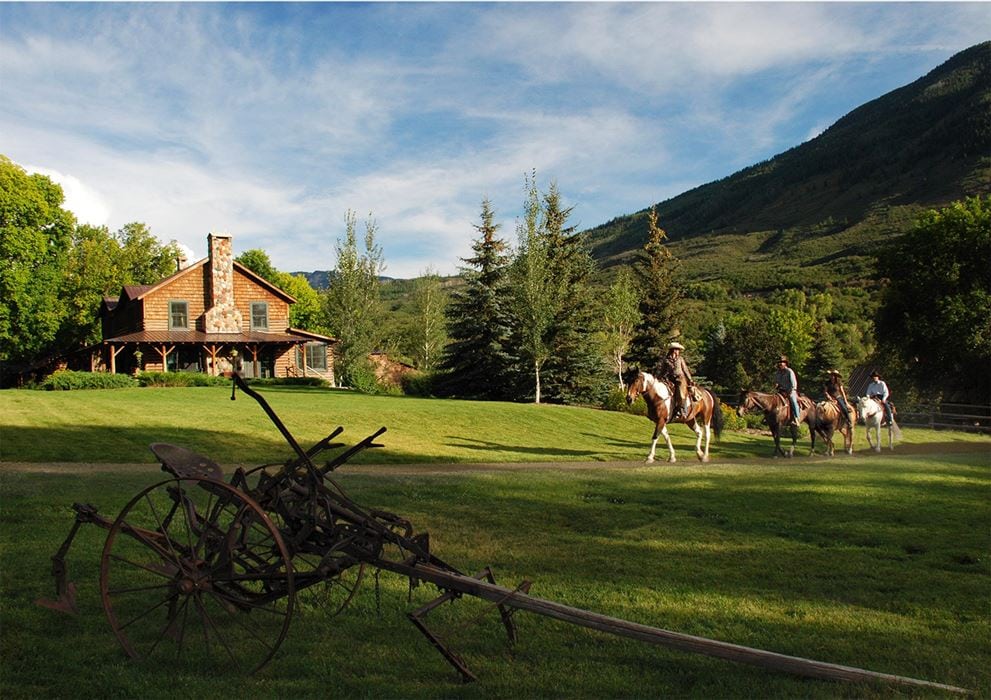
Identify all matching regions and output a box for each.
[788,391,800,423]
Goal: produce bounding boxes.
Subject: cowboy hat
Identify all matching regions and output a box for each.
[668,342,685,351]
[778,355,789,364]
[828,369,841,375]
[870,369,881,377]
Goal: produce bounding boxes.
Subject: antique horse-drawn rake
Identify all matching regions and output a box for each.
[37,374,966,693]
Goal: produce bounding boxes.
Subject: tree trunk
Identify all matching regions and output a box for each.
[534,359,542,404]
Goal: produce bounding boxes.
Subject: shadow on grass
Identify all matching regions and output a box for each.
[443,436,600,459]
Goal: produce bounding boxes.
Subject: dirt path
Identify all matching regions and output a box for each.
[3,441,987,477]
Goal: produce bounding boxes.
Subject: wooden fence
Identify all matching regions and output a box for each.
[713,393,990,435]
[893,402,991,434]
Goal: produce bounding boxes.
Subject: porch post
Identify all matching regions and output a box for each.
[109,344,126,374]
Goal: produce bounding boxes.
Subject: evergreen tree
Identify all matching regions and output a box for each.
[807,321,846,394]
[437,198,515,399]
[539,182,609,404]
[628,207,681,368]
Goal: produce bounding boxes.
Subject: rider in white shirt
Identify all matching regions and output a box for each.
[865,370,893,424]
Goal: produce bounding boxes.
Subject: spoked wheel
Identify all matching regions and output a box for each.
[99,477,295,674]
[294,557,366,617]
[240,464,367,618]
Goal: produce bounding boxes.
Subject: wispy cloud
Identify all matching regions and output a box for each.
[1,3,986,277]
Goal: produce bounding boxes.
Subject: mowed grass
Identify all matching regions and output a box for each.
[1,387,989,698]
[1,454,988,698]
[1,384,988,465]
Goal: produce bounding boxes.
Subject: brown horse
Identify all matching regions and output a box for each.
[625,371,723,463]
[737,390,818,458]
[814,400,856,456]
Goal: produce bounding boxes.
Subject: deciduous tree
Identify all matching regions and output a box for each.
[0,157,74,368]
[600,268,642,387]
[875,196,991,403]
[324,210,385,388]
[510,173,559,403]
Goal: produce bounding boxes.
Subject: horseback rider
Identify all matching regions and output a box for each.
[774,355,801,427]
[824,369,853,429]
[656,341,693,420]
[866,370,893,425]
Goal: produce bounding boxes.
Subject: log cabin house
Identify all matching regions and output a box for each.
[93,233,335,382]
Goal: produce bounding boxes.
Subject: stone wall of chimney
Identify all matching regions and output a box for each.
[203,233,243,333]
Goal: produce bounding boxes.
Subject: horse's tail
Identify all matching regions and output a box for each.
[710,391,724,439]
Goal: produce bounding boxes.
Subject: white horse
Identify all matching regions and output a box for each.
[856,396,900,452]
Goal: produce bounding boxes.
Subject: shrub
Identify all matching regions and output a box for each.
[41,370,137,390]
[246,376,328,388]
[401,371,435,397]
[719,401,747,431]
[137,372,229,388]
[602,387,647,416]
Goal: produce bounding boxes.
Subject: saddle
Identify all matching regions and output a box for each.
[663,379,701,418]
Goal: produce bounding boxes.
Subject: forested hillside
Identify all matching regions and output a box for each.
[586,41,990,292]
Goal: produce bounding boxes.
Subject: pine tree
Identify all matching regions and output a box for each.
[628,207,681,369]
[437,199,515,399]
[539,182,609,403]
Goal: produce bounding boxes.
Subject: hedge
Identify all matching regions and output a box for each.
[40,370,138,391]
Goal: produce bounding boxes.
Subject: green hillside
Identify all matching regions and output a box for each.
[586,42,991,293]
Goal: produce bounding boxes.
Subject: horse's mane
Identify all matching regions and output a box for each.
[640,372,669,398]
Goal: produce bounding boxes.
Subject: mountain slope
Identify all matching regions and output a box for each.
[587,42,991,286]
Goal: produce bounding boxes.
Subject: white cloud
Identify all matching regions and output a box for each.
[24,165,112,227]
[1,3,986,280]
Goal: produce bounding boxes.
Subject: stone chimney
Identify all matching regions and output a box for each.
[203,233,243,333]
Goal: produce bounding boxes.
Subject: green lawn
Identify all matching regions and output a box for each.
[1,385,988,465]
[1,387,989,698]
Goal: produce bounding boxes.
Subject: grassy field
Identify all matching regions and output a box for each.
[1,387,989,698]
[1,384,988,465]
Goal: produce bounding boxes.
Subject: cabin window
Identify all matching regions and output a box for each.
[169,301,189,329]
[251,302,269,330]
[296,343,327,371]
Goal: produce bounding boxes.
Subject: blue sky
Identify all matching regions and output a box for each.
[1,3,987,278]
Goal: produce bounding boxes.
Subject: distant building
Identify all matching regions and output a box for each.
[89,233,336,382]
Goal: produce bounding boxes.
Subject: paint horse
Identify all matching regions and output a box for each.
[856,395,900,452]
[625,371,723,463]
[813,399,856,456]
[737,390,818,458]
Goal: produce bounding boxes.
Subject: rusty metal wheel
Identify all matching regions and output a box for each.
[239,463,366,618]
[99,477,295,674]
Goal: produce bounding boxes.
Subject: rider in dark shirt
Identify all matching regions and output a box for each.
[656,342,693,419]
